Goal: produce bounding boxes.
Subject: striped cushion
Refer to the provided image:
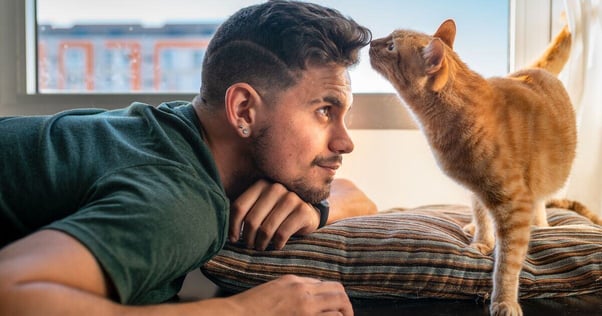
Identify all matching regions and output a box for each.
[201,205,602,299]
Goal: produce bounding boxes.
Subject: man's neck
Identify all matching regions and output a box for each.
[194,105,255,200]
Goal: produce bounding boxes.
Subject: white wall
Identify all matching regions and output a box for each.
[337,130,471,211]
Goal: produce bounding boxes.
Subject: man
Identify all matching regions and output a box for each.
[0,1,374,315]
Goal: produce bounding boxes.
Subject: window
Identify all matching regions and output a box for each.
[35,0,508,94]
[37,23,215,93]
[0,0,554,118]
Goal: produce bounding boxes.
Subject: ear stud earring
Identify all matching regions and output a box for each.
[239,125,249,136]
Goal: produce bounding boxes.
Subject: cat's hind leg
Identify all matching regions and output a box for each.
[463,195,495,255]
[531,199,549,227]
[489,197,533,316]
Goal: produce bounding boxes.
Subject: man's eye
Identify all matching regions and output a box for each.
[317,107,331,117]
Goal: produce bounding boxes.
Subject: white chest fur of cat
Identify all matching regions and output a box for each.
[369,19,601,316]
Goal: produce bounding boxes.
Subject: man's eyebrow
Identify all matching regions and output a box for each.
[310,96,343,108]
[309,95,355,114]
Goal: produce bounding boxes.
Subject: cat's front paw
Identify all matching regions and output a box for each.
[464,223,495,255]
[490,300,523,316]
[469,241,494,256]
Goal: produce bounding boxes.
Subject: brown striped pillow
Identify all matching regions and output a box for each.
[201,205,602,299]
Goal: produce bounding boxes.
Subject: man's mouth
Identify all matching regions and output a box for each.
[313,155,342,176]
[317,163,340,170]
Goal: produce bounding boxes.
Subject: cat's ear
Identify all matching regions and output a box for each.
[433,19,456,49]
[424,38,445,75]
[424,38,449,91]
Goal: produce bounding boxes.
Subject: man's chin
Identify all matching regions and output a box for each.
[276,176,331,203]
[282,186,320,204]
[298,183,331,204]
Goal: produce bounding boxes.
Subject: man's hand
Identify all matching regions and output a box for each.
[229,179,320,250]
[225,274,354,316]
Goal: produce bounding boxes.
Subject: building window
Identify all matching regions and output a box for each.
[37,23,215,93]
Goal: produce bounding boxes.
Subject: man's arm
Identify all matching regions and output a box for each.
[229,178,377,251]
[0,230,353,316]
[327,178,378,223]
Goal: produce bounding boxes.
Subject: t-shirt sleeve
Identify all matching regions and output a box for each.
[45,165,229,305]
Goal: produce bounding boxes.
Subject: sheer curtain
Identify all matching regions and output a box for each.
[562,0,602,215]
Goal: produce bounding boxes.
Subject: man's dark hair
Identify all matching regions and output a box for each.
[197,0,372,108]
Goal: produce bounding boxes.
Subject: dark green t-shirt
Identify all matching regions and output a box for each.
[0,101,229,304]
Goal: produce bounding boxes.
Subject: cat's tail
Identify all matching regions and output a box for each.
[529,25,572,75]
[546,199,602,225]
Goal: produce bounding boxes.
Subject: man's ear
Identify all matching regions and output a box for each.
[224,83,261,137]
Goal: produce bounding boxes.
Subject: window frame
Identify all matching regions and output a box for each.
[0,0,555,125]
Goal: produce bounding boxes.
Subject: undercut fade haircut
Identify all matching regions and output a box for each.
[197,0,372,108]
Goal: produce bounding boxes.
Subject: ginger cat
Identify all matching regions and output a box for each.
[370,19,601,316]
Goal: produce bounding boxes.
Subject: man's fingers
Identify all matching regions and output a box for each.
[241,185,286,248]
[250,197,317,250]
[313,282,354,316]
[229,180,321,250]
[253,193,304,250]
[304,280,354,316]
[270,200,320,249]
[268,210,308,250]
[229,180,269,242]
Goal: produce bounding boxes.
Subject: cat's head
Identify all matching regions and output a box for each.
[369,19,457,93]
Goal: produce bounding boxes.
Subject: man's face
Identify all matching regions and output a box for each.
[251,65,354,204]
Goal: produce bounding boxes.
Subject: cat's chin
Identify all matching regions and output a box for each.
[368,60,386,77]
[369,67,393,87]
[368,61,395,87]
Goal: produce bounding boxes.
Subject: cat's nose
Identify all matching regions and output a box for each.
[370,37,386,48]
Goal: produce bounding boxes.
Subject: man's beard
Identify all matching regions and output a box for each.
[250,126,334,204]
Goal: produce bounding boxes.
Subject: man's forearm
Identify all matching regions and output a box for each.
[327,178,378,223]
[0,283,238,316]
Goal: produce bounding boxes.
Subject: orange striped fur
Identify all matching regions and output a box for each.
[370,20,575,316]
[546,198,602,225]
